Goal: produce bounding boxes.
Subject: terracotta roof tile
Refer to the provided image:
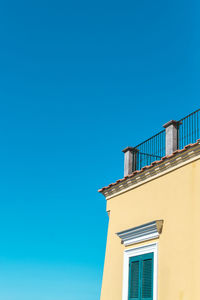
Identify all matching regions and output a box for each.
[98,140,200,193]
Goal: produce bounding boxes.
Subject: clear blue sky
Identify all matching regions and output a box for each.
[0,0,199,299]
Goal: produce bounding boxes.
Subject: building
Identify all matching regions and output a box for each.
[99,109,200,300]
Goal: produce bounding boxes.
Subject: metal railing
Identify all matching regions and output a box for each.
[132,108,200,172]
[134,130,165,171]
[178,109,200,150]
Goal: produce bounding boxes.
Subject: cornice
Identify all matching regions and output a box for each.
[117,220,164,246]
[100,142,200,200]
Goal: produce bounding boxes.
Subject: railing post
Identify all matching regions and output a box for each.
[122,147,138,177]
[163,120,179,156]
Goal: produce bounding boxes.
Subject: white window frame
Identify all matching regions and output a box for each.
[122,242,158,300]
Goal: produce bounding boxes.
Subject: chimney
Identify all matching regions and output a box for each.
[122,147,138,177]
[163,120,179,156]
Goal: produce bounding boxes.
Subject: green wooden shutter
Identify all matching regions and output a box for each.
[141,253,154,300]
[128,253,154,300]
[128,257,140,300]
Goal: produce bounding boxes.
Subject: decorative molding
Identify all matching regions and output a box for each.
[122,242,158,300]
[117,220,163,246]
[102,143,200,200]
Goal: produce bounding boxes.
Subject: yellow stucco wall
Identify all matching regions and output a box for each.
[100,159,200,300]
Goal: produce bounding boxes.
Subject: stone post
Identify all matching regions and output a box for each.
[163,120,179,156]
[122,147,138,177]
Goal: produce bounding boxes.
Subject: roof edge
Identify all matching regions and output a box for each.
[98,140,200,198]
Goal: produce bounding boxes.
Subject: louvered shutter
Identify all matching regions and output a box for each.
[128,257,140,300]
[141,253,154,300]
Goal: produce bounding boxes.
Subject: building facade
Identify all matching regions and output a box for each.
[99,110,200,300]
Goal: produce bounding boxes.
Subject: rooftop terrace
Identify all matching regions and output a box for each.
[122,108,200,176]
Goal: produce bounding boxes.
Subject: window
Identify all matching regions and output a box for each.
[128,253,153,300]
[122,243,157,300]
